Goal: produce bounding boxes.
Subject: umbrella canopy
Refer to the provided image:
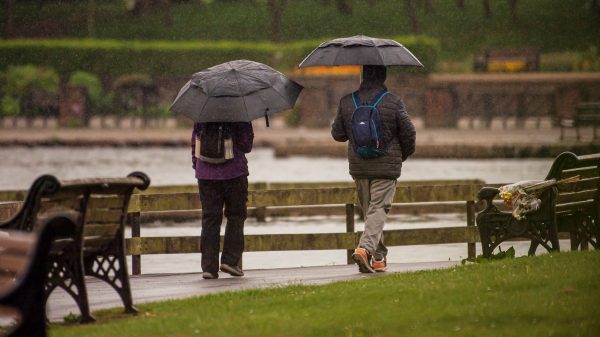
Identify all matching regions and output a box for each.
[170,60,303,123]
[299,35,424,68]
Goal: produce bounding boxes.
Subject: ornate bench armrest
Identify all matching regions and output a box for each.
[477,187,500,212]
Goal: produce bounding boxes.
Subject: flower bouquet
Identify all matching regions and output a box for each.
[498,175,580,220]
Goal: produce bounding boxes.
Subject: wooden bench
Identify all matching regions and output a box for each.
[560,102,600,141]
[0,172,150,323]
[1,216,76,337]
[476,152,599,257]
[473,48,540,72]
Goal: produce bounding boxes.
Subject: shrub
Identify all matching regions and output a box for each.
[68,71,102,102]
[0,37,441,77]
[1,65,59,117]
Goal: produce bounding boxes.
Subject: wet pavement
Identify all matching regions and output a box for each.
[47,261,458,322]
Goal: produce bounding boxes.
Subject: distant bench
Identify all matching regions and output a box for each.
[560,102,600,141]
[0,172,150,323]
[474,48,540,72]
[1,216,76,337]
[476,152,600,257]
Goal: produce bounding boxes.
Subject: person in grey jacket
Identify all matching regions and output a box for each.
[331,65,416,273]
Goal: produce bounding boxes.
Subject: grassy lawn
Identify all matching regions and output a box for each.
[50,250,600,337]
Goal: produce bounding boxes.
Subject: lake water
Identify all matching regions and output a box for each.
[0,147,558,273]
[0,147,553,189]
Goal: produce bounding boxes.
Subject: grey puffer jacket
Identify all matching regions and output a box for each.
[331,80,416,180]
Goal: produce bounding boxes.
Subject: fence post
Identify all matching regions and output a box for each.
[255,206,267,222]
[128,212,142,275]
[466,200,476,259]
[346,203,355,264]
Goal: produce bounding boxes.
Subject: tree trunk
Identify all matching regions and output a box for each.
[405,0,419,33]
[508,0,518,22]
[87,0,96,38]
[482,0,491,18]
[335,0,353,15]
[456,0,464,10]
[424,0,434,14]
[4,0,16,38]
[367,0,376,8]
[267,0,288,43]
[160,0,173,26]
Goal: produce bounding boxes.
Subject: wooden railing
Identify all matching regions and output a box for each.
[1,180,494,275]
[125,183,487,275]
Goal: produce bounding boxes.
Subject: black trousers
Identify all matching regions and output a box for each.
[198,176,248,273]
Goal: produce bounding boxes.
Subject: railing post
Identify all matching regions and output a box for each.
[255,206,267,222]
[466,200,476,259]
[128,212,142,275]
[346,203,355,264]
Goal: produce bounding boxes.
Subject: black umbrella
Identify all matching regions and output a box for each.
[170,60,303,125]
[299,35,424,68]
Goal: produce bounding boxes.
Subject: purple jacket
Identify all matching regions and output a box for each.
[192,122,254,180]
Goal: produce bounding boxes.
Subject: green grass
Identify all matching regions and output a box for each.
[50,250,600,337]
[3,0,599,61]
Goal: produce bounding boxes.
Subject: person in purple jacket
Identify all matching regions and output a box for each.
[191,122,254,279]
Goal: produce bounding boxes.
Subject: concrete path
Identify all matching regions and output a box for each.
[47,261,458,322]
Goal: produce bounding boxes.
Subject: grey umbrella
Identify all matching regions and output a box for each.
[170,60,303,124]
[299,35,424,68]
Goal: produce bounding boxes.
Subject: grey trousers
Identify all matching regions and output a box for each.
[355,178,396,260]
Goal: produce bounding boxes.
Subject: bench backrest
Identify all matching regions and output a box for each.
[0,217,77,337]
[0,231,34,289]
[6,172,150,250]
[545,152,600,216]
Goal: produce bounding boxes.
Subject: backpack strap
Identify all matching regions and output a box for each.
[351,91,360,109]
[352,90,388,107]
[371,90,389,107]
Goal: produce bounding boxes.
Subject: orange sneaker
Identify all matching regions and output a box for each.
[372,257,387,272]
[352,248,375,273]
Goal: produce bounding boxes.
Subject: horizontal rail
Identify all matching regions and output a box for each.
[0,179,486,201]
[129,184,485,212]
[124,227,572,256]
[125,227,480,255]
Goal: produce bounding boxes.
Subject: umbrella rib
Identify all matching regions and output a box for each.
[196,86,211,121]
[231,67,251,121]
[262,83,294,111]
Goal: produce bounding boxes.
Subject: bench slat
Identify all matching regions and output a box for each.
[556,189,598,204]
[86,209,124,223]
[0,254,28,274]
[557,177,599,192]
[83,223,120,238]
[88,196,126,209]
[555,199,596,213]
[40,199,83,213]
[560,167,598,180]
[0,234,34,254]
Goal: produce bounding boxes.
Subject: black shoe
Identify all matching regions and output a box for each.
[202,272,218,279]
[220,263,244,277]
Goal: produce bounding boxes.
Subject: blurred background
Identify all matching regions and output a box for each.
[1,0,599,269]
[0,0,599,131]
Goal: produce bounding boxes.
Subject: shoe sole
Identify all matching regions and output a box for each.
[202,273,218,279]
[220,264,244,277]
[352,252,375,273]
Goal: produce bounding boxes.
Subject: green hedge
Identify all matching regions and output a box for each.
[0,37,439,77]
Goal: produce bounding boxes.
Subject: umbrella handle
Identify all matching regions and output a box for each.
[264,108,270,128]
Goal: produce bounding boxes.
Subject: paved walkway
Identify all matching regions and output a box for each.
[47,261,457,322]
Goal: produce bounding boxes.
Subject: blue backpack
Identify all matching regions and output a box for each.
[351,90,388,159]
